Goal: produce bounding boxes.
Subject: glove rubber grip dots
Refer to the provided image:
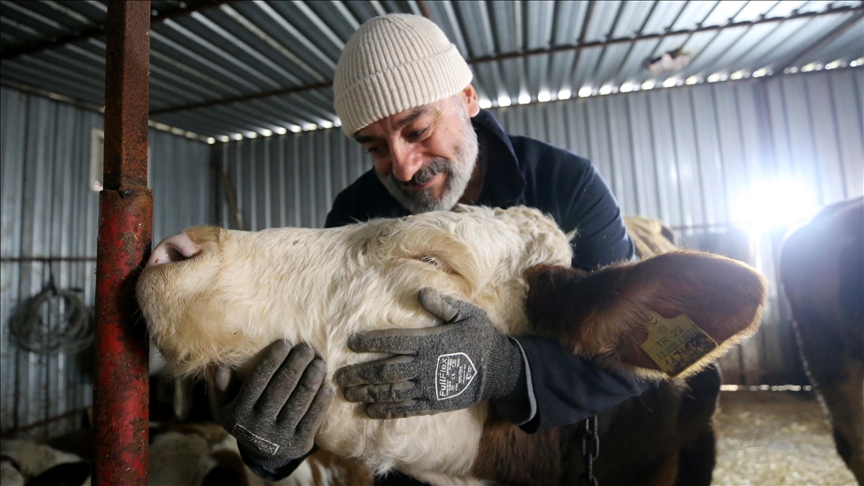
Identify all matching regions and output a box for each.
[234,423,281,456]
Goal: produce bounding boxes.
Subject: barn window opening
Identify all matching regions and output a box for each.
[89,128,104,192]
[89,127,151,192]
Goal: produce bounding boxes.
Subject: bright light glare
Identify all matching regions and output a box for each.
[479,98,493,109]
[274,127,288,135]
[260,129,273,137]
[207,137,216,144]
[733,179,822,229]
[598,85,613,95]
[537,90,551,102]
[578,86,592,98]
[557,89,572,100]
[620,82,634,93]
[320,121,334,129]
[498,96,512,107]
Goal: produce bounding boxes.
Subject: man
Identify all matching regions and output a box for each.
[212,13,656,484]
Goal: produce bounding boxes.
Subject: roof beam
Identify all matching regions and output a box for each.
[149,81,332,115]
[469,4,864,64]
[775,10,864,73]
[148,4,863,116]
[0,0,235,61]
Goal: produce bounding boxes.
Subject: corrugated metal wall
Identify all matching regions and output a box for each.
[0,86,212,438]
[216,68,863,385]
[492,68,863,385]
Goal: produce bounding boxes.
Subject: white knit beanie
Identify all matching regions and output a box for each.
[333,14,473,136]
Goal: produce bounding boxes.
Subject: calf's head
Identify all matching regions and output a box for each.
[137,205,572,378]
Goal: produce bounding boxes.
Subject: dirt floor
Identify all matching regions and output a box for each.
[712,391,857,486]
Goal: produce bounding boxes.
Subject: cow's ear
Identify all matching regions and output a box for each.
[384,221,487,292]
[525,251,768,379]
[413,232,485,289]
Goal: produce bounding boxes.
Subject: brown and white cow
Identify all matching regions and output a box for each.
[781,196,863,485]
[137,205,767,485]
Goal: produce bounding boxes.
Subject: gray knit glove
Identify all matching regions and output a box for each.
[335,288,524,419]
[212,341,335,470]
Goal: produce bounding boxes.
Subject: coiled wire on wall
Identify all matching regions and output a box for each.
[9,274,94,354]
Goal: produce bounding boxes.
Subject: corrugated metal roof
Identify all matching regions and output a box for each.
[2,1,862,141]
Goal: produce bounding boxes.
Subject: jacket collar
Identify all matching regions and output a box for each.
[471,110,527,208]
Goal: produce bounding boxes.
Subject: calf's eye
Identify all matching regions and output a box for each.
[420,256,441,269]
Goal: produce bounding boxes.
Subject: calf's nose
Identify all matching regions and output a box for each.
[146,233,200,268]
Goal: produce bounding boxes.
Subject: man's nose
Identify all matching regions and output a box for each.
[389,142,424,182]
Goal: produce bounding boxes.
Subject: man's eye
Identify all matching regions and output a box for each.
[407,128,427,140]
[366,145,386,156]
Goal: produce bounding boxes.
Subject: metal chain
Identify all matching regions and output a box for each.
[578,415,600,486]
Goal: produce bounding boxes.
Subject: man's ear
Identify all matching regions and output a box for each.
[460,84,481,117]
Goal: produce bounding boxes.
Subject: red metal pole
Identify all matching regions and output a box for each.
[94,2,151,485]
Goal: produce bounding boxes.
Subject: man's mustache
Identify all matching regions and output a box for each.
[390,158,452,188]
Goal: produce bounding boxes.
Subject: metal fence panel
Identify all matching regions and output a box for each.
[0,86,211,438]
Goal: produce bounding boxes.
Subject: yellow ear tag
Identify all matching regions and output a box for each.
[640,311,718,378]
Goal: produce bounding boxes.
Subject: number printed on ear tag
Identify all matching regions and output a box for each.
[640,311,718,377]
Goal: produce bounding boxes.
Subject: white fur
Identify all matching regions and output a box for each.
[0,439,89,485]
[137,205,572,481]
[148,432,216,486]
[0,462,24,486]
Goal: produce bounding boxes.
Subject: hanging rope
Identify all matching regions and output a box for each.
[9,273,94,354]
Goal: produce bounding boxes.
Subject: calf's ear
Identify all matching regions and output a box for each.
[524,251,768,379]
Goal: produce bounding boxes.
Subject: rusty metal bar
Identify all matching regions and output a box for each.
[149,81,332,116]
[0,408,90,438]
[416,0,432,20]
[93,2,152,486]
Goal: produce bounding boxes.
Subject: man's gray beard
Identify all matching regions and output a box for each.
[379,110,479,214]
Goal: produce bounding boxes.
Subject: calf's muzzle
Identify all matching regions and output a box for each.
[146,233,201,267]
